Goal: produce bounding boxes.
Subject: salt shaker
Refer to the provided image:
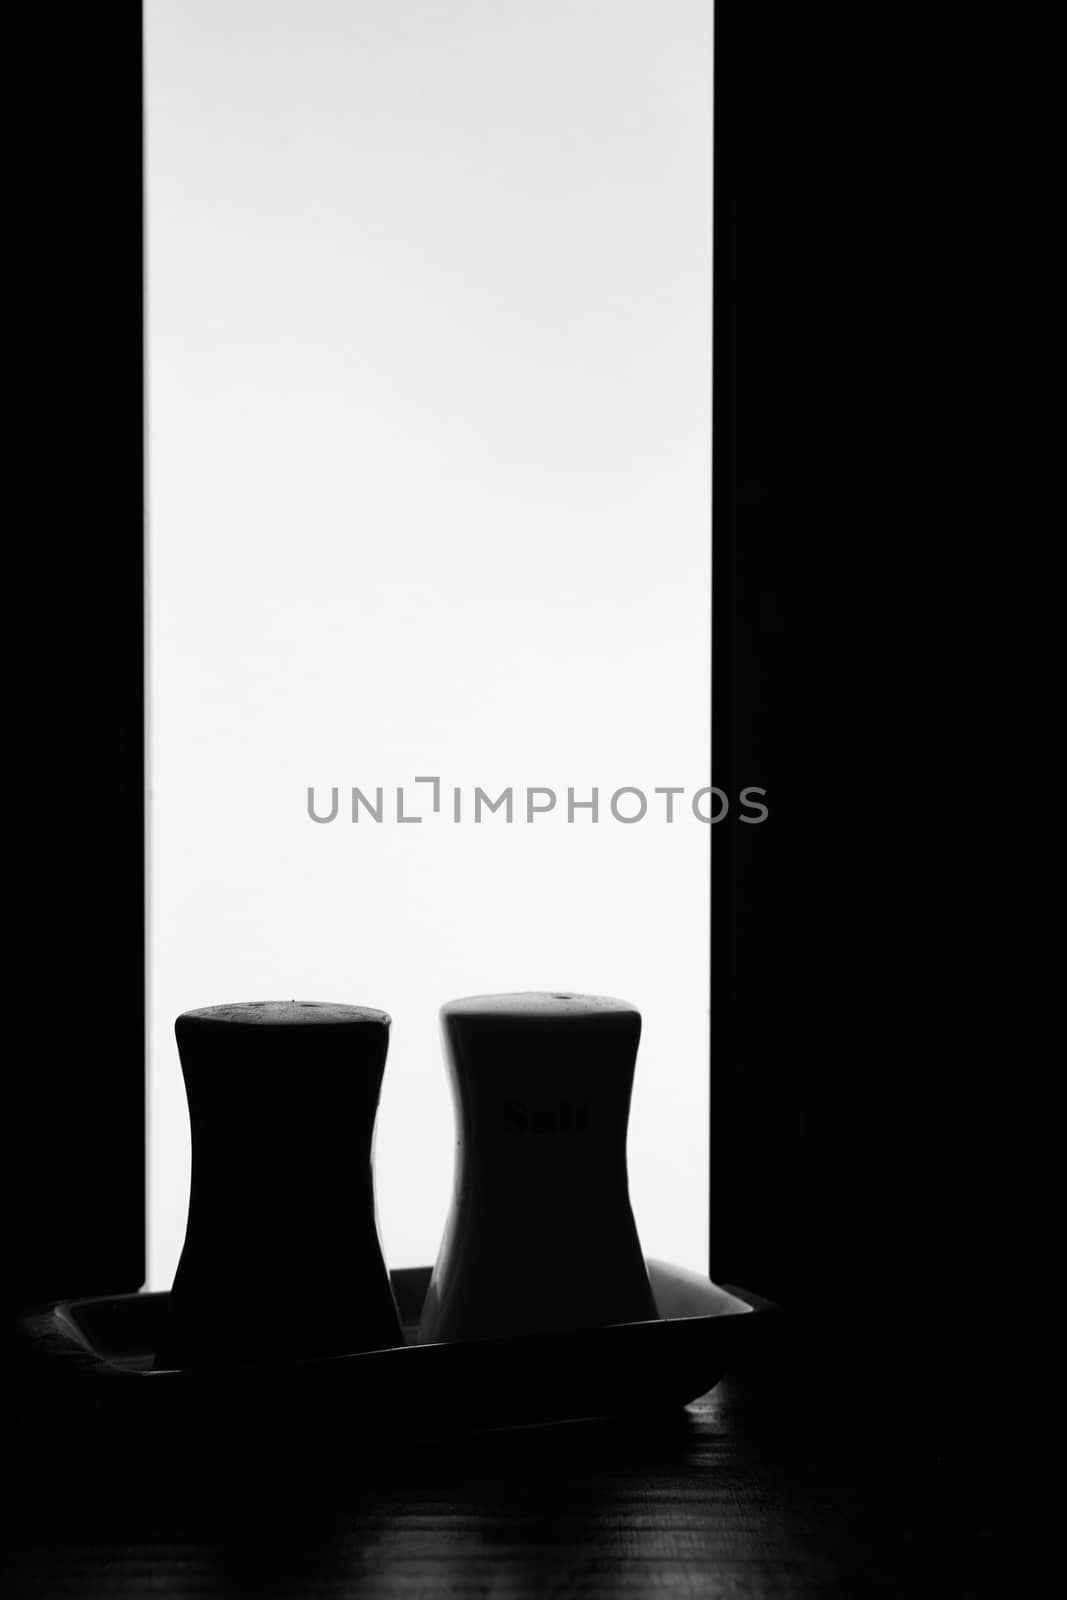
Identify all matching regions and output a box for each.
[418,992,658,1343]
[157,1000,403,1368]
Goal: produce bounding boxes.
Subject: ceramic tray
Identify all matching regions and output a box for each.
[19,1260,779,1433]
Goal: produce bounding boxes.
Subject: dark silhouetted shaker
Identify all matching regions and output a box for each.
[157,1000,403,1368]
[418,992,658,1344]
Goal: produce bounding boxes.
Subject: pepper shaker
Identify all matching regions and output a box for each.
[157,1000,403,1368]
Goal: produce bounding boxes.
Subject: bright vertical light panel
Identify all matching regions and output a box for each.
[146,0,712,1286]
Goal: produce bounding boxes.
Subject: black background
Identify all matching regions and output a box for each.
[5,2,144,1313]
[711,1,1062,1371]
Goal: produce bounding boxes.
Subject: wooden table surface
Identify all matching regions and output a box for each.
[2,1345,1061,1598]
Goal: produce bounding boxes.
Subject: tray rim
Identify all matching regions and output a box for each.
[18,1264,781,1397]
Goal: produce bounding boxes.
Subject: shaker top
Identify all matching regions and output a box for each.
[441,992,637,1020]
